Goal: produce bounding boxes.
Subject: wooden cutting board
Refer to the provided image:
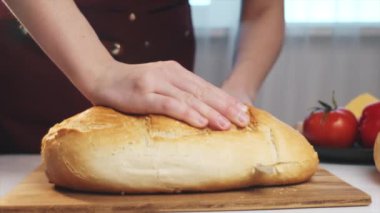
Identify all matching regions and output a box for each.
[0,166,371,212]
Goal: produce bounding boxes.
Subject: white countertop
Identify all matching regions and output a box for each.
[0,154,379,213]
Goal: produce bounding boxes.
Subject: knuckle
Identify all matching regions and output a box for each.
[177,102,191,116]
[203,106,215,118]
[193,86,207,100]
[203,107,218,120]
[220,104,236,117]
[134,72,154,92]
[217,95,238,114]
[183,93,196,106]
[161,99,177,112]
[165,60,180,67]
[224,100,236,111]
[162,99,193,120]
[164,60,184,72]
[155,61,173,76]
[181,108,194,120]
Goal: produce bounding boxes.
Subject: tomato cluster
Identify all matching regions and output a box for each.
[303,99,380,149]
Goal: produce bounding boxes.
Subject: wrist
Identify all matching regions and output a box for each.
[72,56,119,103]
[223,73,258,102]
[222,79,255,103]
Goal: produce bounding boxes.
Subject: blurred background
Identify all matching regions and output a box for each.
[190,0,380,125]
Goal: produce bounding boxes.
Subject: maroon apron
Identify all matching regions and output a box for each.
[0,0,195,153]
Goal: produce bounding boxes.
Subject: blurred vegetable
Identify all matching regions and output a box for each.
[359,102,380,148]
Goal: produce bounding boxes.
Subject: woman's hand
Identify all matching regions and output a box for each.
[88,60,250,130]
[3,0,250,130]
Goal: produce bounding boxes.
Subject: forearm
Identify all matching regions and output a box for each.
[224,0,284,100]
[3,0,113,98]
[3,0,251,130]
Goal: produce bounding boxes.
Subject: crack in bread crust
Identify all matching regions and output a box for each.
[41,106,319,193]
[269,128,279,163]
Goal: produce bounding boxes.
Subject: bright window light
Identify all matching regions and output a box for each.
[189,0,212,6]
[285,0,380,23]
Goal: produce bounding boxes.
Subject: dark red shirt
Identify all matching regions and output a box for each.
[0,0,195,153]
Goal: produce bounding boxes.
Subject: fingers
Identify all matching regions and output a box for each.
[156,84,232,130]
[101,61,250,130]
[146,94,208,128]
[169,66,250,128]
[182,93,232,130]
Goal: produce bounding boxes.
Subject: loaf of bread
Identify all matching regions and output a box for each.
[41,106,318,193]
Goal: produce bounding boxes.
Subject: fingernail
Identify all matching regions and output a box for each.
[217,115,230,129]
[237,103,248,112]
[237,111,250,125]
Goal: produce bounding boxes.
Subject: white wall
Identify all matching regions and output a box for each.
[191,0,241,85]
[256,26,380,124]
[191,1,380,125]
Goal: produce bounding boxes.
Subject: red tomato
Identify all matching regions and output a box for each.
[359,102,380,148]
[303,108,358,148]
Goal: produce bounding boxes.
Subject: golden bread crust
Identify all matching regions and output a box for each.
[42,106,319,193]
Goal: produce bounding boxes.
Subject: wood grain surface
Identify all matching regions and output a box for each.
[0,166,371,212]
